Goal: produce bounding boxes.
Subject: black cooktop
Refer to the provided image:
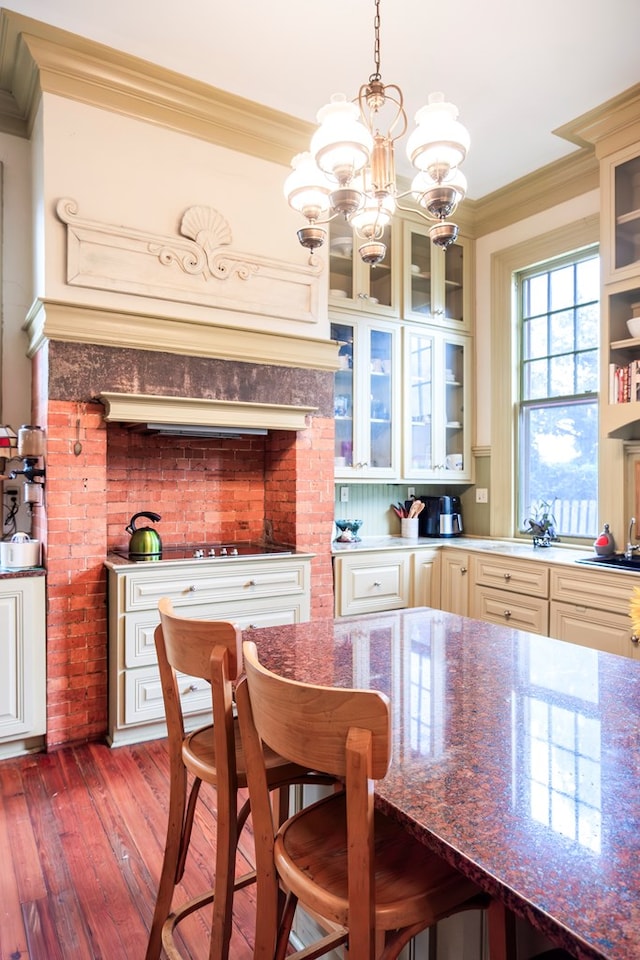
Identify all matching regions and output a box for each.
[113,542,294,562]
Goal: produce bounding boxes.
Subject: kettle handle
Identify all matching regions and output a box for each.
[126,511,162,534]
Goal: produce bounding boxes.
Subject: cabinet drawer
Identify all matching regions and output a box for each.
[472,586,548,634]
[335,552,411,616]
[471,555,549,598]
[550,566,636,615]
[123,598,309,668]
[124,666,211,726]
[123,559,308,611]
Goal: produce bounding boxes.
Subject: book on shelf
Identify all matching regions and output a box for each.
[609,360,640,403]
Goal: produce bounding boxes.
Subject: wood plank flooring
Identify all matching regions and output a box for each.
[0,738,259,959]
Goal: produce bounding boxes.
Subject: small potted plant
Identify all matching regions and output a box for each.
[524,499,559,548]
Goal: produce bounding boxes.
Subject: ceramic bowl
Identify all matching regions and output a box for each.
[627,317,640,338]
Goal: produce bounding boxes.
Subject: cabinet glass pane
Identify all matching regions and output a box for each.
[444,242,464,323]
[332,320,354,466]
[408,331,433,471]
[409,229,432,316]
[444,342,464,471]
[368,224,393,307]
[369,328,393,469]
[329,222,354,300]
[614,155,640,270]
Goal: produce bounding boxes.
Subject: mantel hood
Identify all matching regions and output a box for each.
[99,392,317,433]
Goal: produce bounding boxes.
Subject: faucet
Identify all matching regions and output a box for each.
[626,517,639,559]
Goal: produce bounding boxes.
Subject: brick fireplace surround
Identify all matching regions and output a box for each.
[32,340,336,749]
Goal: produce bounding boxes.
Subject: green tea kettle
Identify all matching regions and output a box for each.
[126,511,162,557]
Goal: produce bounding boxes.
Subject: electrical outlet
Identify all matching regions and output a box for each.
[340,486,349,503]
[407,487,415,498]
[475,487,489,504]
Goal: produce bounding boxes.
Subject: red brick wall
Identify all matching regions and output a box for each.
[40,398,335,748]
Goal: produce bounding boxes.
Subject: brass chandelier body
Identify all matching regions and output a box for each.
[284,0,470,265]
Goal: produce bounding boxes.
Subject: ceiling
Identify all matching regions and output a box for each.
[5,0,640,199]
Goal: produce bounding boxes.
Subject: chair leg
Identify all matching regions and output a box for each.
[487,899,517,960]
[208,795,238,960]
[145,765,189,960]
[274,892,298,960]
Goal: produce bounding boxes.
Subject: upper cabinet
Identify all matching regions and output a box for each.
[328,218,401,317]
[403,219,472,331]
[403,326,472,481]
[600,140,640,439]
[604,146,640,281]
[331,317,401,479]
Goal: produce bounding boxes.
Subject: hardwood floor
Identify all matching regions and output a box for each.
[0,738,259,959]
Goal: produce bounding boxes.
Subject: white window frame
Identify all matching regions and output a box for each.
[489,216,600,541]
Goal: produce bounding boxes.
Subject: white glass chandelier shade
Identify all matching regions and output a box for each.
[406,92,471,181]
[350,192,394,239]
[310,95,373,185]
[284,152,332,222]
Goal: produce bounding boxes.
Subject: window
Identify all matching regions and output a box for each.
[517,250,599,539]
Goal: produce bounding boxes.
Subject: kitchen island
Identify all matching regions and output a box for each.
[250,607,640,960]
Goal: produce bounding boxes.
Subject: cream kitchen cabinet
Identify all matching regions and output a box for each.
[403,219,472,332]
[470,554,549,634]
[403,325,472,481]
[549,565,640,658]
[327,217,401,318]
[0,574,46,758]
[107,554,312,745]
[331,317,401,479]
[439,549,470,616]
[333,550,412,617]
[412,548,441,609]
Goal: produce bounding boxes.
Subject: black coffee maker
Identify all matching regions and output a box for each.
[418,495,463,538]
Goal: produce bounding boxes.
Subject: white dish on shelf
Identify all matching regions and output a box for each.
[330,288,348,299]
[368,297,379,304]
[410,264,420,274]
[627,317,640,338]
[330,237,353,257]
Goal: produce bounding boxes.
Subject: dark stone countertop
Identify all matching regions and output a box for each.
[249,608,640,960]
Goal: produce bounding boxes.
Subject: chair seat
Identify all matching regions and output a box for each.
[275,790,485,932]
[184,718,311,786]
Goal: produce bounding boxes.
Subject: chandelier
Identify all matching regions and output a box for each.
[284,0,470,266]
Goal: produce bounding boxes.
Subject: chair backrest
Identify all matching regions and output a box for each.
[239,639,391,780]
[236,639,392,959]
[154,596,243,751]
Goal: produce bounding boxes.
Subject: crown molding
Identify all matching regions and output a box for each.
[23,298,340,371]
[0,9,312,164]
[554,82,640,157]
[468,147,599,238]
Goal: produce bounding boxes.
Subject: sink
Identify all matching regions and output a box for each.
[576,554,640,570]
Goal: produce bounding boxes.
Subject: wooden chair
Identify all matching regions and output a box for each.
[145,598,331,960]
[236,639,513,960]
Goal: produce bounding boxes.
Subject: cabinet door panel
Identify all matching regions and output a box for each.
[439,551,469,616]
[550,601,637,658]
[334,553,411,616]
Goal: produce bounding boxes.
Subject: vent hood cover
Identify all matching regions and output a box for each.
[100,392,317,432]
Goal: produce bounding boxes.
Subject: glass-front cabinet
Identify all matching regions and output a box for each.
[403,326,471,481]
[328,218,400,317]
[608,147,640,279]
[332,318,400,479]
[403,220,471,330]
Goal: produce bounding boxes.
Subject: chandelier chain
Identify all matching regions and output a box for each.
[371,0,381,82]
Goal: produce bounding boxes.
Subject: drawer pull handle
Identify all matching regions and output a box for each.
[632,635,639,646]
[373,580,382,588]
[503,609,512,619]
[460,566,467,575]
[189,585,197,592]
[183,683,198,694]
[503,572,511,581]
[248,579,257,586]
